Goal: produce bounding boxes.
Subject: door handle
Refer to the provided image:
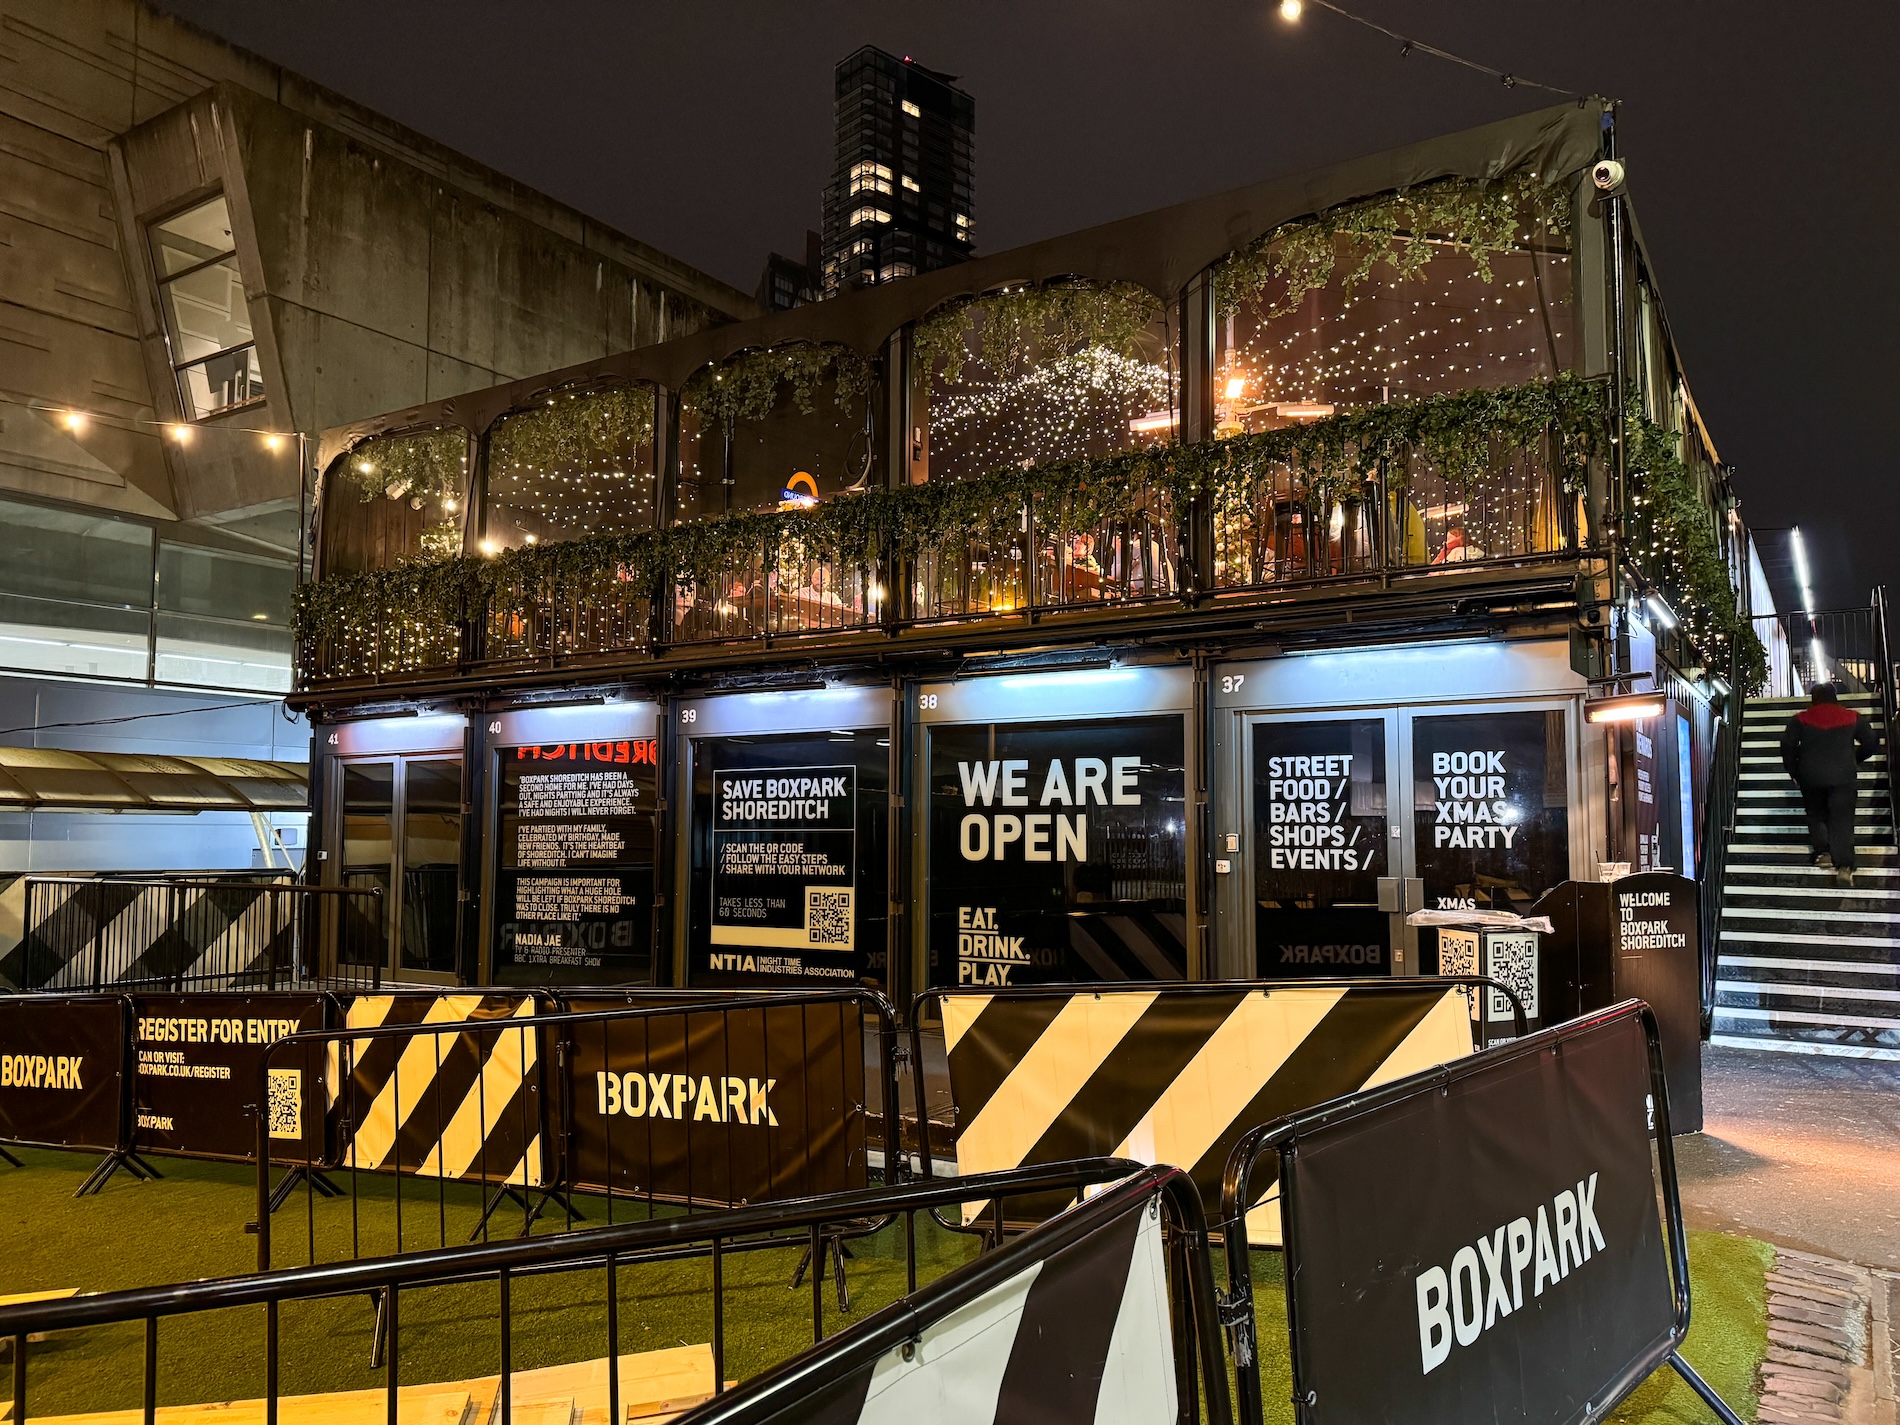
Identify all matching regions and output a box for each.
[1377,878,1400,913]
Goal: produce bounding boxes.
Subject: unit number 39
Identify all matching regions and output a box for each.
[680,707,697,724]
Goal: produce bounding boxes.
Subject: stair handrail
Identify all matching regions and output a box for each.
[1872,585,1900,851]
[1696,700,1743,1036]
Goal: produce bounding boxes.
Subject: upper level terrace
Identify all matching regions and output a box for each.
[294,102,1762,702]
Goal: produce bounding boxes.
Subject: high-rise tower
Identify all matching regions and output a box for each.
[821,47,975,295]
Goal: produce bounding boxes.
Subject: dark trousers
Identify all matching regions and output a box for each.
[1800,781,1859,869]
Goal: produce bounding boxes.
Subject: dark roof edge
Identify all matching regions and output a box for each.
[318,98,1609,465]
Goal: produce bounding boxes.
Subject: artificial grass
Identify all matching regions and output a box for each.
[0,1147,979,1416]
[1608,1230,1774,1425]
[0,1151,1770,1423]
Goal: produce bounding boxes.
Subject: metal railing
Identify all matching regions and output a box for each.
[1697,707,1743,1031]
[296,435,1586,687]
[17,877,383,993]
[0,1158,1152,1425]
[256,991,905,1273]
[1752,604,1891,699]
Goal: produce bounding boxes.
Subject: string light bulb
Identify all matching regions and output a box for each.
[264,433,285,452]
[62,411,86,432]
[167,424,191,443]
[1279,0,1303,19]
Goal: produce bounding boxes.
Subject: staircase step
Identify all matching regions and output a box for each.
[1722,927,1900,951]
[1728,842,1897,857]
[1719,954,1900,981]
[1728,863,1900,880]
[1719,978,1900,1005]
[1711,1003,1900,1034]
[1707,1032,1900,1062]
[1723,905,1900,925]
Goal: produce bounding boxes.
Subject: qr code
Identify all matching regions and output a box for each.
[1436,929,1482,1022]
[1484,932,1541,1024]
[267,1067,303,1141]
[804,886,855,949]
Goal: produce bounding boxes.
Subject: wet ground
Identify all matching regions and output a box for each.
[1678,1045,1900,1270]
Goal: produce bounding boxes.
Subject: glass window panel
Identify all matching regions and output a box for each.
[401,759,462,973]
[154,612,291,692]
[0,496,154,606]
[319,429,471,576]
[1411,709,1570,918]
[919,285,1176,485]
[1212,229,1573,426]
[158,543,292,623]
[676,347,872,522]
[0,592,150,681]
[927,714,1188,986]
[159,256,252,364]
[151,196,235,277]
[176,345,264,420]
[485,386,656,549]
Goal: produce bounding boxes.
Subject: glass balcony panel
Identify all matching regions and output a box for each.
[159,541,293,624]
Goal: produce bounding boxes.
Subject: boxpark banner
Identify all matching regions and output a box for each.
[1277,1006,1674,1425]
[935,982,1475,1228]
[0,994,128,1152]
[131,992,327,1163]
[563,992,870,1204]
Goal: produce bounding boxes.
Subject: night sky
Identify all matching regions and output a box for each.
[159,0,1897,611]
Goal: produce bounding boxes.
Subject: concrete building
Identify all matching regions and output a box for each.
[0,0,754,882]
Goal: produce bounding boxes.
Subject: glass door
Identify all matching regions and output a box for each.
[332,755,463,981]
[338,760,395,972]
[400,758,463,976]
[1248,712,1406,977]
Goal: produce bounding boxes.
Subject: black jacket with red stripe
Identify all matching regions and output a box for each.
[1780,700,1877,789]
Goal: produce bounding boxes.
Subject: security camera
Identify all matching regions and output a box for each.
[1592,159,1627,195]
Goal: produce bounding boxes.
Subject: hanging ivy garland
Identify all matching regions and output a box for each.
[1624,417,1768,694]
[680,343,875,433]
[1211,170,1572,318]
[336,428,467,504]
[299,373,1613,649]
[489,386,655,471]
[912,280,1164,386]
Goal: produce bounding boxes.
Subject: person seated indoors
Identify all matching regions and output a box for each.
[1068,531,1103,573]
[1432,521,1488,564]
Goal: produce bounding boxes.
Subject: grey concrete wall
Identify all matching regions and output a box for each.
[0,0,753,528]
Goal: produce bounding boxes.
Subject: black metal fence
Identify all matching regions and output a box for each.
[255,990,906,1274]
[0,1158,1155,1425]
[18,877,384,993]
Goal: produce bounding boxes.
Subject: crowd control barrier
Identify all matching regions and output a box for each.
[1219,1001,1744,1425]
[256,989,903,1271]
[913,977,1524,1230]
[671,1164,1232,1425]
[0,992,142,1193]
[19,876,384,992]
[0,1157,1149,1425]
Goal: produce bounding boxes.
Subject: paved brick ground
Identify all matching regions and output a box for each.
[1677,1046,1900,1272]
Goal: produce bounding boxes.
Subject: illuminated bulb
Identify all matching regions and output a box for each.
[264,433,284,452]
[167,424,191,443]
[523,533,537,545]
[62,411,86,432]
[480,539,498,557]
[1223,376,1247,400]
[443,498,458,513]
[356,460,374,475]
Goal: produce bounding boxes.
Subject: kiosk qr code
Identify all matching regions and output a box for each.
[267,1068,302,1140]
[805,886,854,948]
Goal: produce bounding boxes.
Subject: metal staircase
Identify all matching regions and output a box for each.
[1712,691,1900,1058]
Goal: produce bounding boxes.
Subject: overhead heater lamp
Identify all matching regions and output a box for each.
[1584,690,1668,724]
